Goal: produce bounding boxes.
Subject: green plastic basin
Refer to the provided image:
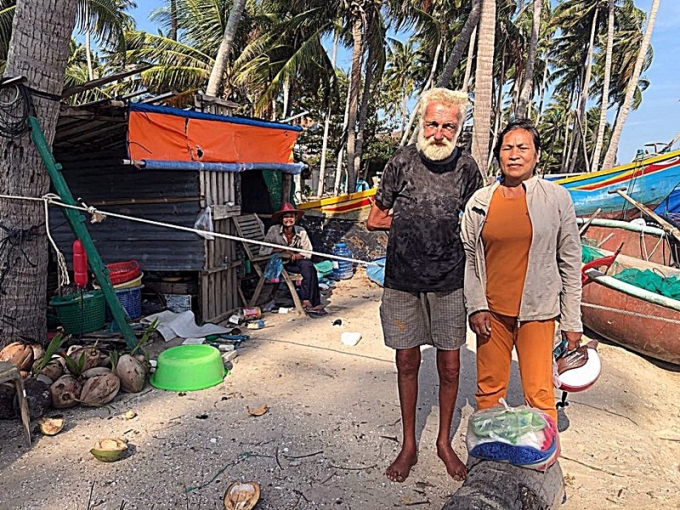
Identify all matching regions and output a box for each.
[150,345,226,391]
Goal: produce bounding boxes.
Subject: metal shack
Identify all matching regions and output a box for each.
[51,95,303,322]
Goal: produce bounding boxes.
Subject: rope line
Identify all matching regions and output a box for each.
[582,302,680,325]
[43,198,70,288]
[0,193,380,267]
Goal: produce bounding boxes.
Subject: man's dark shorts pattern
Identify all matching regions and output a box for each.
[380,288,467,350]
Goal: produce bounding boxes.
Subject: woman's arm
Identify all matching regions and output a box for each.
[556,188,583,340]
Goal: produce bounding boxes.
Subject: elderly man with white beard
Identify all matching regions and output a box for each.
[367,88,483,483]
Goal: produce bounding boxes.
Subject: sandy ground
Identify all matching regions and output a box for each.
[1,268,680,510]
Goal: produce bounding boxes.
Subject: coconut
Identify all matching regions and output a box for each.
[39,360,64,382]
[18,378,51,419]
[80,372,120,406]
[37,416,65,436]
[29,343,45,363]
[35,374,54,386]
[0,341,34,371]
[66,347,101,373]
[116,354,146,393]
[82,367,112,379]
[90,438,128,462]
[50,375,82,409]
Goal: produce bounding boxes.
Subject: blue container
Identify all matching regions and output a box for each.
[106,285,143,321]
[331,243,354,280]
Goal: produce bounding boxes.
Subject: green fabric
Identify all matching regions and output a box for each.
[581,244,605,264]
[262,170,296,210]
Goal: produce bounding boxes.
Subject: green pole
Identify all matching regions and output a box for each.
[28,116,138,349]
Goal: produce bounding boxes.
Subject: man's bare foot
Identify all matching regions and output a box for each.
[385,447,418,483]
[437,442,467,481]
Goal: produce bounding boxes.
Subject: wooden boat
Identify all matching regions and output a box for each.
[297,188,376,221]
[555,149,680,220]
[578,217,678,266]
[581,247,680,365]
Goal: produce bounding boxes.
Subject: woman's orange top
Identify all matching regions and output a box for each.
[481,188,533,316]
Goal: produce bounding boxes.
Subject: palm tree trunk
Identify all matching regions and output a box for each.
[317,31,340,197]
[334,80,353,195]
[0,0,79,345]
[591,0,615,172]
[170,0,178,41]
[85,28,94,80]
[206,0,247,97]
[535,57,549,124]
[437,0,482,88]
[471,0,496,177]
[568,8,598,173]
[603,0,659,170]
[345,13,365,195]
[463,26,477,92]
[516,0,542,118]
[488,47,506,169]
[353,13,377,178]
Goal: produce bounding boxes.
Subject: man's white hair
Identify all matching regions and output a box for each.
[418,88,469,124]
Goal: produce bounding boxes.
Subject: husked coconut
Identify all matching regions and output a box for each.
[29,343,45,363]
[133,354,151,376]
[66,347,101,372]
[116,354,146,393]
[0,342,34,371]
[80,372,120,406]
[50,375,82,409]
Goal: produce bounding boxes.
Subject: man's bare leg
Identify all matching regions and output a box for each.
[435,348,467,480]
[386,347,421,482]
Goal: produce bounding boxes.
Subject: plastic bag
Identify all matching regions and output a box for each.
[467,399,559,472]
[264,253,283,282]
[194,206,214,240]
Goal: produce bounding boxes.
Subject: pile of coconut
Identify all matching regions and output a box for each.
[0,334,151,422]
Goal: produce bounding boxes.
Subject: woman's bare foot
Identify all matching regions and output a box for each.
[385,447,418,483]
[436,442,467,481]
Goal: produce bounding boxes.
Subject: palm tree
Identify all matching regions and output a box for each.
[384,38,419,137]
[602,0,658,169]
[472,0,496,176]
[0,0,79,345]
[516,0,541,118]
[206,0,247,97]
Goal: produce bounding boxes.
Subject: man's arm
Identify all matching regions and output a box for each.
[366,200,392,231]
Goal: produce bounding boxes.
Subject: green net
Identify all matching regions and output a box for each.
[613,268,680,300]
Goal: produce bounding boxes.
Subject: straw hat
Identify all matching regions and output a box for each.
[271,202,304,223]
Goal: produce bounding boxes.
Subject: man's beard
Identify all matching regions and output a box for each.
[416,128,457,161]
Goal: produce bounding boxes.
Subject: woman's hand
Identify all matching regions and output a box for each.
[469,311,492,337]
[562,331,582,352]
[287,252,302,262]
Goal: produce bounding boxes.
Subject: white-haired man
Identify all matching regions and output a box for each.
[367,88,482,482]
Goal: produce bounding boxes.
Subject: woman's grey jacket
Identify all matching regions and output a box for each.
[460,176,583,333]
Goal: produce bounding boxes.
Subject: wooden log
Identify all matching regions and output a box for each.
[442,458,565,510]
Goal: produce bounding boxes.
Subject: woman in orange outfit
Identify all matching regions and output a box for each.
[460,120,582,422]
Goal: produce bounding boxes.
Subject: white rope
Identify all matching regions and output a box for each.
[0,193,379,267]
[43,198,70,288]
[582,302,680,325]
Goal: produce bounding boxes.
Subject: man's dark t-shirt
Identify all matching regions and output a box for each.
[376,144,483,293]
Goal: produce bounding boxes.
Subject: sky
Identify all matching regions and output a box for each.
[130,0,680,165]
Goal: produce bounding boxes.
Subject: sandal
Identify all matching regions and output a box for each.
[557,346,588,375]
[305,306,328,318]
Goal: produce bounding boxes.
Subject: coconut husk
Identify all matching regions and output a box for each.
[50,375,82,409]
[66,347,101,373]
[90,438,128,462]
[39,360,64,382]
[0,342,34,371]
[80,372,120,406]
[116,354,146,393]
[37,416,65,436]
[223,481,261,510]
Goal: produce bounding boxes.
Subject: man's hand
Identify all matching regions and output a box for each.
[562,330,582,352]
[366,201,392,231]
[469,311,491,338]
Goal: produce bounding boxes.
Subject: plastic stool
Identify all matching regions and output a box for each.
[0,361,32,446]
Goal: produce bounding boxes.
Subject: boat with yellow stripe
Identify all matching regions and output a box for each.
[297,188,377,220]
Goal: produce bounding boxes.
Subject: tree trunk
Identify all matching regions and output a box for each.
[0,0,78,346]
[535,58,549,124]
[471,0,496,177]
[516,0,542,118]
[488,47,506,170]
[205,0,247,97]
[603,0,658,170]
[567,8,598,174]
[591,0,615,172]
[170,0,178,41]
[462,26,477,93]
[437,0,482,88]
[345,13,365,196]
[442,458,565,510]
[317,31,340,197]
[353,33,376,181]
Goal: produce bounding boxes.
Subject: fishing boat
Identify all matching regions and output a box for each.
[578,217,678,266]
[297,188,376,221]
[581,245,680,365]
[555,148,680,219]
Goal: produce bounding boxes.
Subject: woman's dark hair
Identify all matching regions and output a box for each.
[493,119,542,162]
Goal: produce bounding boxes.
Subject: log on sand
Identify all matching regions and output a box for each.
[442,459,565,510]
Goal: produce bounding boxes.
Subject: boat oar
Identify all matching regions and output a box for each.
[608,187,680,244]
[579,208,602,236]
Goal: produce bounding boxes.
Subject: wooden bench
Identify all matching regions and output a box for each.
[0,361,32,446]
[232,214,304,315]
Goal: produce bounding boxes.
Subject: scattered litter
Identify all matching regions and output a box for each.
[261,299,276,312]
[223,480,261,510]
[123,410,137,420]
[278,307,291,314]
[182,337,205,345]
[332,319,343,327]
[222,351,239,364]
[246,320,265,330]
[341,332,362,346]
[196,413,209,419]
[247,404,269,417]
[218,344,235,352]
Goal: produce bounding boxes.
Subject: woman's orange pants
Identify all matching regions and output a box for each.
[476,312,557,422]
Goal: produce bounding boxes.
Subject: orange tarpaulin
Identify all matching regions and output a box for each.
[127,103,301,164]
